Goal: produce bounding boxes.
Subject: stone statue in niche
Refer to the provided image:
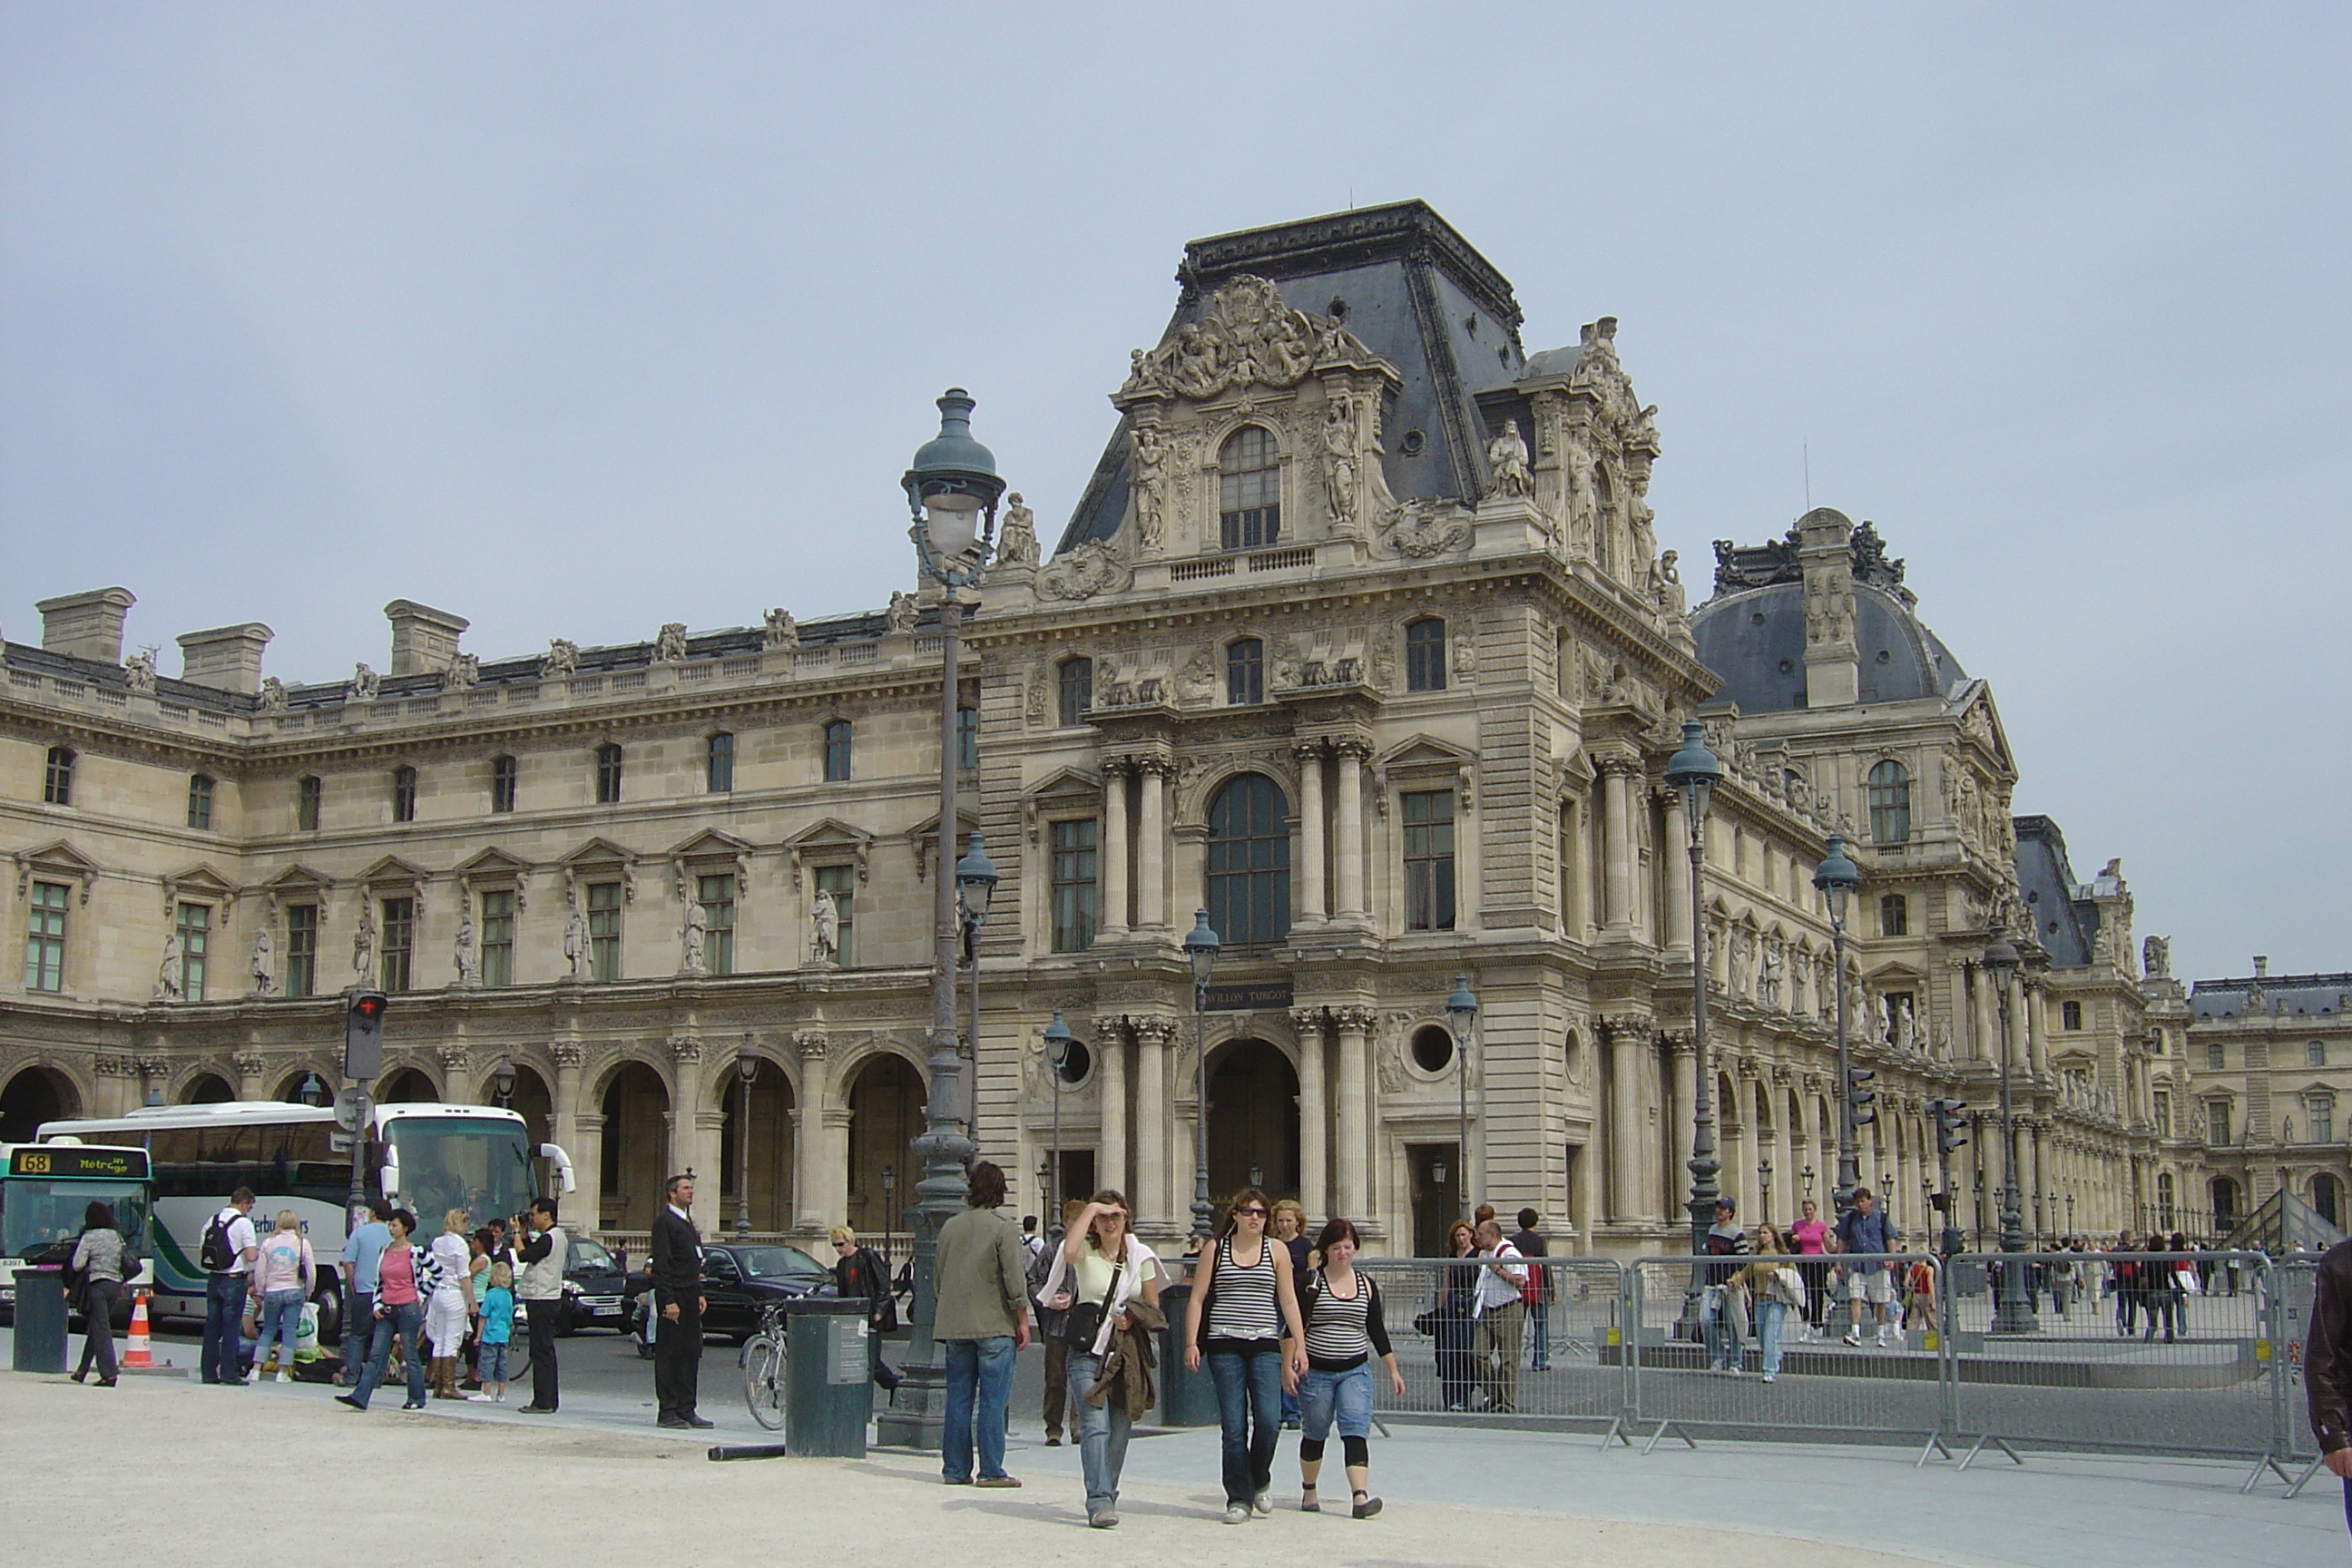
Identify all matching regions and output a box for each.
[995,493,1039,567]
[1565,448,1596,557]
[1760,942,1784,1009]
[249,926,275,997]
[351,662,381,701]
[2142,935,2170,979]
[259,677,289,712]
[654,622,690,663]
[454,906,480,986]
[1486,419,1533,497]
[885,592,917,635]
[353,903,376,982]
[1629,485,1658,570]
[762,607,799,650]
[123,651,157,693]
[810,888,840,964]
[1653,549,1688,619]
[155,933,181,1002]
[1321,394,1358,524]
[680,900,707,976]
[1892,995,1916,1055]
[1728,928,1754,996]
[563,903,589,980]
[543,638,579,678]
[1131,426,1167,554]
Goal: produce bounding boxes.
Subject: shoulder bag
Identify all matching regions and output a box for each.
[1063,1251,1127,1348]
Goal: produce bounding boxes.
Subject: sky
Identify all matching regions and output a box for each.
[2,4,2345,983]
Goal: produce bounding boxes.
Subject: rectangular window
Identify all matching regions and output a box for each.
[23,880,67,991]
[956,708,978,771]
[706,732,735,793]
[2207,1102,2230,1147]
[43,748,74,806]
[587,882,622,983]
[1050,818,1099,953]
[283,905,318,998]
[480,890,515,986]
[297,776,322,832]
[392,767,417,823]
[1402,789,1457,932]
[594,745,622,804]
[1406,620,1447,691]
[697,873,736,976]
[1879,893,1907,937]
[815,864,856,967]
[1226,640,1263,706]
[2061,1000,2082,1031]
[379,897,414,992]
[823,721,852,782]
[1057,660,1093,727]
[177,902,211,1002]
[2315,1102,2336,1146]
[491,756,518,814]
[186,774,214,830]
[2207,1042,2226,1071]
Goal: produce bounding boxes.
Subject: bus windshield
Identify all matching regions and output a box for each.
[387,1118,534,1231]
[3,1180,151,1263]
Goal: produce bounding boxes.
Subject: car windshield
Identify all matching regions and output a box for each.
[734,1245,828,1281]
[568,1238,614,1270]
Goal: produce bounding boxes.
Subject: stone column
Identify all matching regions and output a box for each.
[1665,1033,1695,1223]
[1604,1017,1647,1222]
[1661,789,1691,961]
[436,1044,473,1107]
[1295,741,1328,924]
[2025,980,2051,1080]
[551,1042,584,1171]
[573,1112,606,1236]
[1601,760,1634,936]
[236,1051,269,1102]
[2031,1123,2051,1241]
[1334,741,1368,922]
[1289,1006,1329,1222]
[1972,965,1997,1064]
[793,1031,833,1230]
[1132,1019,1173,1228]
[1096,1018,1128,1196]
[1099,760,1131,940]
[1136,760,1170,932]
[1333,1008,1375,1223]
[667,1036,705,1183]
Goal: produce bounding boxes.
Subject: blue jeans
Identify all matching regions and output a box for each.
[340,1289,373,1383]
[1066,1348,1130,1515]
[1298,1363,1373,1441]
[350,1299,427,1409]
[476,1342,509,1383]
[1529,1299,1551,1368]
[201,1273,249,1384]
[1208,1343,1284,1505]
[1754,1298,1788,1377]
[941,1336,1015,1483]
[1702,1287,1745,1369]
[251,1288,306,1375]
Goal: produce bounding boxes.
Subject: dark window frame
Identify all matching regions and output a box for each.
[586,881,622,982]
[186,773,215,831]
[822,720,853,782]
[283,904,318,999]
[43,746,75,807]
[296,775,322,832]
[1217,426,1281,550]
[697,872,737,976]
[1401,788,1457,932]
[1867,760,1911,845]
[24,879,68,992]
[479,888,516,986]
[1879,893,1908,937]
[378,897,414,991]
[490,755,518,814]
[391,766,418,824]
[1057,658,1093,728]
[176,901,212,1002]
[1405,618,1447,692]
[706,732,735,794]
[594,743,623,805]
[1226,638,1264,706]
[956,708,978,771]
[1049,817,1099,953]
[1206,772,1290,946]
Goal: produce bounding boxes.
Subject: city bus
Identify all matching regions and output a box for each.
[0,1142,153,1326]
[40,1101,573,1339]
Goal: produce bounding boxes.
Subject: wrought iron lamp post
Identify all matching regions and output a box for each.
[1043,1010,1073,1226]
[1984,930,2037,1334]
[1665,720,1722,1328]
[1447,975,1478,1220]
[1184,909,1221,1239]
[735,1041,759,1239]
[1811,835,1862,1215]
[956,831,998,1151]
[877,389,1005,1450]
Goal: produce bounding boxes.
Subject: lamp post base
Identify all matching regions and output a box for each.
[874,1362,946,1451]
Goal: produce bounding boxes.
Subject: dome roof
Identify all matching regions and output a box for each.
[1690,578,1967,714]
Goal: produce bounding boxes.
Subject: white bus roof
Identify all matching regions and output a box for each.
[40,1101,525,1139]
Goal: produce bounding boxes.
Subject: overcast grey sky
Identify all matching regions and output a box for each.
[3,5,2344,982]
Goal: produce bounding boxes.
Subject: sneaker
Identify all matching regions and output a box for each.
[1842,1329,1862,1347]
[1761,1373,1777,1383]
[1251,1492,1272,1515]
[1088,1511,1119,1529]
[1223,1504,1250,1524]
[975,1475,1022,1489]
[275,1372,292,1385]
[1877,1328,1893,1348]
[1352,1494,1383,1519]
[335,1394,365,1411]
[468,1393,495,1402]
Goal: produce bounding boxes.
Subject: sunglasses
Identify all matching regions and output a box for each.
[832,1240,853,1248]
[1233,1207,1268,1219]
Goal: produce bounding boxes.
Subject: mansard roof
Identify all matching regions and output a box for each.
[2190,973,2352,1020]
[2012,815,2096,968]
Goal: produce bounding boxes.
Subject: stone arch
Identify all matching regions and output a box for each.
[1204,1036,1300,1206]
[0,1063,83,1141]
[181,1071,238,1105]
[844,1051,925,1252]
[492,1063,555,1152]
[1179,757,1299,831]
[271,1067,335,1104]
[715,1054,797,1234]
[598,1059,671,1234]
[377,1067,439,1104]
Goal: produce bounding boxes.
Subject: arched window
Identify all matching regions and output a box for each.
[1206,773,1290,946]
[1226,638,1263,705]
[42,746,74,806]
[822,720,852,782]
[391,765,418,823]
[593,743,623,804]
[1057,657,1093,727]
[1406,617,1447,691]
[490,755,518,813]
[185,773,215,830]
[1867,760,1911,845]
[706,731,735,793]
[1219,426,1280,550]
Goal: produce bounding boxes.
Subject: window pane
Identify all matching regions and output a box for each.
[491,757,517,814]
[707,733,735,793]
[1206,774,1289,945]
[1051,818,1099,952]
[480,890,515,986]
[297,776,321,831]
[44,747,74,806]
[698,873,736,976]
[824,721,852,782]
[595,745,622,804]
[1227,640,1263,706]
[956,708,978,770]
[587,882,622,982]
[1406,619,1447,691]
[24,881,68,991]
[393,768,417,823]
[284,905,318,999]
[379,897,413,991]
[1402,789,1456,931]
[1867,761,1910,845]
[186,774,214,830]
[1058,659,1093,727]
[177,902,211,1002]
[1219,427,1280,550]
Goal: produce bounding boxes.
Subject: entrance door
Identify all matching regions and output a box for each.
[1206,1040,1299,1203]
[1408,1142,1462,1256]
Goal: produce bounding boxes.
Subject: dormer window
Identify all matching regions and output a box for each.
[1219,426,1280,550]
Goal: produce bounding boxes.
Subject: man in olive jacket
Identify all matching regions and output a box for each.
[932,1161,1031,1487]
[2305,1235,2352,1537]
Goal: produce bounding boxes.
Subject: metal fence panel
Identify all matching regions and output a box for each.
[1626,1252,1951,1459]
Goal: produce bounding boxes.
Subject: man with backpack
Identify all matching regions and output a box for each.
[199,1187,260,1385]
[1027,1200,1078,1444]
[1836,1187,1897,1348]
[1510,1209,1552,1371]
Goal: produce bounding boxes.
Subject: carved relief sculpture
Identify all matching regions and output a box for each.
[1759,941,1784,1010]
[1381,499,1472,559]
[654,622,690,663]
[1321,393,1358,524]
[543,638,579,678]
[563,903,588,980]
[447,652,481,690]
[995,494,1039,567]
[1131,426,1167,555]
[1486,419,1534,497]
[352,902,377,982]
[155,932,181,1002]
[454,906,480,986]
[762,608,799,650]
[2142,935,2170,979]
[681,900,707,976]
[1653,549,1688,619]
[249,926,275,997]
[1038,540,1133,603]
[1118,276,1378,402]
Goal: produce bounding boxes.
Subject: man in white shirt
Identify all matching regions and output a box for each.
[513,1197,567,1413]
[1470,1220,1528,1414]
[201,1187,260,1385]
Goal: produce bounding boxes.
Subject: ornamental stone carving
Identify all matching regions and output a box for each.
[1038,540,1132,602]
[1379,499,1472,559]
[762,608,799,650]
[794,1029,830,1062]
[123,651,157,693]
[446,652,481,690]
[1486,419,1533,497]
[1118,275,1380,402]
[259,676,289,712]
[654,622,690,663]
[350,662,380,701]
[543,638,579,678]
[995,494,1039,567]
[552,1041,585,1069]
[667,1034,703,1065]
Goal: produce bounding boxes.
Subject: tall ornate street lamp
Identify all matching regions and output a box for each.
[877,388,1005,1450]
[956,831,999,1151]
[1043,1009,1073,1226]
[1184,908,1221,1239]
[735,1039,760,1240]
[1665,720,1722,1328]
[1811,834,1862,1215]
[1447,975,1478,1220]
[1984,929,2037,1334]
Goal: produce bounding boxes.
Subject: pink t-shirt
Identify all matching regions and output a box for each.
[377,1244,418,1307]
[1789,1219,1830,1256]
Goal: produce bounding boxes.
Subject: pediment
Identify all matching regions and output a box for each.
[357,854,433,887]
[904,808,983,881]
[263,863,336,897]
[783,818,874,888]
[14,840,99,904]
[457,847,533,879]
[1024,767,1102,804]
[1376,736,1475,771]
[667,828,756,862]
[559,837,635,870]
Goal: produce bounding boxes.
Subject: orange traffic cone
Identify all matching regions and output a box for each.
[122,1289,156,1369]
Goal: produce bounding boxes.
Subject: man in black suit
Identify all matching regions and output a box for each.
[651,1173,711,1430]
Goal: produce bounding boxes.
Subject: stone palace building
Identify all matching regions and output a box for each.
[2,201,2249,1257]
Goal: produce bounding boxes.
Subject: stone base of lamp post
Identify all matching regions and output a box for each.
[873,1125,971,1451]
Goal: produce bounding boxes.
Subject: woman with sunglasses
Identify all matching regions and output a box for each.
[1034,1191,1161,1528]
[829,1226,902,1392]
[1181,1186,1308,1524]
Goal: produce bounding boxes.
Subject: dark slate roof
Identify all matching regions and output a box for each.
[1689,578,1967,715]
[1058,201,1530,555]
[2189,973,2352,1020]
[1,641,256,713]
[2012,815,2096,966]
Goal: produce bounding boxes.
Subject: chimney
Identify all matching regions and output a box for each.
[176,622,275,695]
[2253,956,2269,978]
[1794,508,1857,708]
[36,587,137,665]
[385,600,468,677]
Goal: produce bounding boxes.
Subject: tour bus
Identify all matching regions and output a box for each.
[0,1141,154,1325]
[39,1100,573,1339]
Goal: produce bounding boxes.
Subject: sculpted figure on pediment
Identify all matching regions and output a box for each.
[351,662,380,701]
[123,651,157,693]
[654,622,690,663]
[543,638,579,678]
[885,593,917,634]
[260,677,288,712]
[762,608,799,650]
[1120,276,1378,401]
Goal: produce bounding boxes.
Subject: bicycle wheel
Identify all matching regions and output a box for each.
[743,1331,786,1430]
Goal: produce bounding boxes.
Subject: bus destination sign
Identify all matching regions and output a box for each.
[9,1147,150,1181]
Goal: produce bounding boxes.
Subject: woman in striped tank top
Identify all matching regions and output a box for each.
[1287,1217,1403,1518]
[1181,1186,1308,1524]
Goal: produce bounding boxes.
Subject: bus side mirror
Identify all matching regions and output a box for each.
[379,1155,401,1203]
[538,1142,578,1196]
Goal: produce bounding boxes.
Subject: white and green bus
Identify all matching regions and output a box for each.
[40,1101,573,1339]
[0,1142,154,1325]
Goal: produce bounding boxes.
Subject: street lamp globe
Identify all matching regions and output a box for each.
[1043,1008,1073,1081]
[1184,907,1221,985]
[902,388,1005,581]
[298,1072,328,1108]
[1664,719,1722,822]
[955,830,999,924]
[1812,834,1860,923]
[1446,974,1478,1040]
[491,1062,516,1104]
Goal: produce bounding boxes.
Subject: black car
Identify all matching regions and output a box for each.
[556,1234,630,1335]
[624,1241,835,1348]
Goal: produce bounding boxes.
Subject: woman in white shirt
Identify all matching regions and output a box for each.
[425,1209,476,1401]
[1034,1191,1160,1529]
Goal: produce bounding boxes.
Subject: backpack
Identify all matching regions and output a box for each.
[200,1209,242,1273]
[1026,1235,1069,1340]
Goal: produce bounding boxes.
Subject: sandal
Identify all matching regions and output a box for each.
[1299,1485,1320,1513]
[1352,1490,1382,1519]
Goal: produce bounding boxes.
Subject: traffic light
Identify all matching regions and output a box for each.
[1846,1065,1877,1125]
[344,990,388,1081]
[1929,1097,1971,1154]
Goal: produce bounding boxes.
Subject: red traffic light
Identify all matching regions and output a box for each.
[350,993,387,1020]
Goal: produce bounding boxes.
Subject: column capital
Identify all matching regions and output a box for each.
[1131,1016,1181,1047]
[794,1029,830,1061]
[1291,738,1328,763]
[667,1034,703,1064]
[1093,1015,1131,1047]
[1329,1005,1378,1034]
[1288,1004,1329,1033]
[1660,1028,1697,1057]
[1330,736,1374,763]
[1100,756,1133,781]
[552,1040,585,1069]
[1601,1012,1656,1043]
[1593,749,1645,779]
[235,1051,268,1078]
[135,1054,168,1079]
[1135,755,1177,779]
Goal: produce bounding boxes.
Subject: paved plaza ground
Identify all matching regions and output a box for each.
[4,1323,2335,1565]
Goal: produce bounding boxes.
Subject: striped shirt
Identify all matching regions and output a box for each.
[1204,1234,1282,1343]
[1302,1271,1371,1365]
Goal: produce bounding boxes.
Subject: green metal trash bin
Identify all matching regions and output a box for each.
[1155,1282,1217,1427]
[783,1298,870,1457]
[12,1267,68,1375]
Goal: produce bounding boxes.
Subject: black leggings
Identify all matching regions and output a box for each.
[1298,1435,1368,1466]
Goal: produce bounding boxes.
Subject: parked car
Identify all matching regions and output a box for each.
[624,1241,835,1351]
[557,1234,629,1335]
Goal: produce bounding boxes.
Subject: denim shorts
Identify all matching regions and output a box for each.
[475,1342,509,1382]
[1298,1364,1373,1441]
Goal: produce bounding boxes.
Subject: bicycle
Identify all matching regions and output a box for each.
[742,1300,789,1430]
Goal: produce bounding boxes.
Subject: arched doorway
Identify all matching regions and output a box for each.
[847,1054,923,1259]
[485,1066,554,1152]
[274,1070,331,1106]
[2314,1173,2343,1231]
[182,1073,236,1105]
[718,1059,796,1234]
[2210,1176,2240,1233]
[377,1069,437,1104]
[0,1066,79,1141]
[1206,1039,1299,1204]
[599,1063,671,1234]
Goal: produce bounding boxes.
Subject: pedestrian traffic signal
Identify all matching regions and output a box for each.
[1928,1096,1970,1153]
[1846,1065,1877,1125]
[344,990,388,1081]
